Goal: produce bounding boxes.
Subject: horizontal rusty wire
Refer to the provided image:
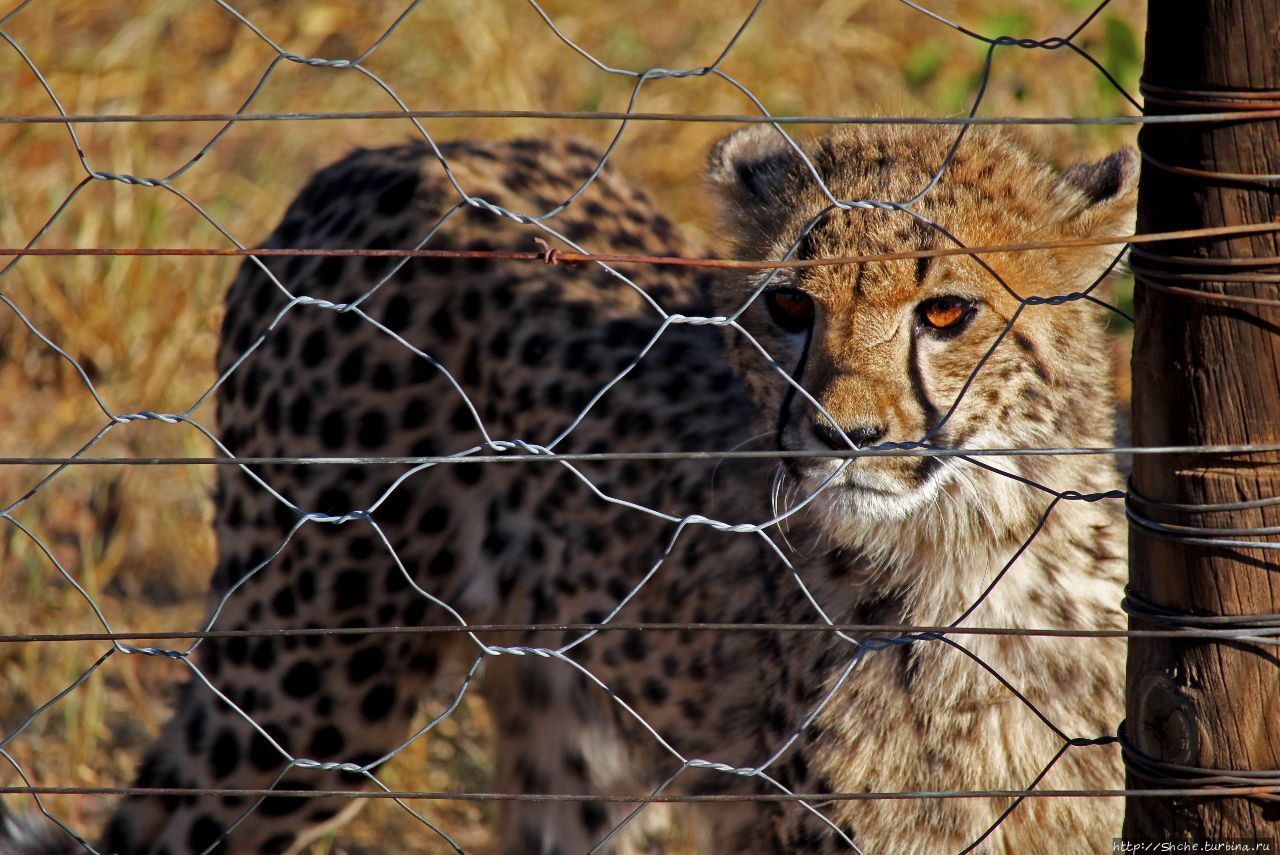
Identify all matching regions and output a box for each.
[4,785,1279,803]
[5,441,1280,468]
[1140,79,1280,111]
[2,220,1279,266]
[3,108,1280,126]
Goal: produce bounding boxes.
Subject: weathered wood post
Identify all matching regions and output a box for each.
[1124,0,1280,843]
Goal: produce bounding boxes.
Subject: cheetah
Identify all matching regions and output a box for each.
[3,125,1136,854]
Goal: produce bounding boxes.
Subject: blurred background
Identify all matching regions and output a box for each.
[0,1,1143,851]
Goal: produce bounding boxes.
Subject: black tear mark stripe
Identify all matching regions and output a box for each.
[774,324,816,453]
[907,332,941,433]
[907,331,944,486]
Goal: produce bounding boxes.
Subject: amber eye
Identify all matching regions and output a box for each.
[764,288,815,334]
[918,297,976,333]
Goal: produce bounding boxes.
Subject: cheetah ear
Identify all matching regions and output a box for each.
[1055,147,1139,231]
[706,125,807,225]
[1052,148,1138,284]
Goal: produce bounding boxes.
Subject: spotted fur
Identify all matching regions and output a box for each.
[5,127,1135,854]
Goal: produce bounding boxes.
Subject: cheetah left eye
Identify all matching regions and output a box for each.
[917,297,977,333]
[764,287,815,334]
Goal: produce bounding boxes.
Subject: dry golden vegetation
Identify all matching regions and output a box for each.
[1,1,1142,851]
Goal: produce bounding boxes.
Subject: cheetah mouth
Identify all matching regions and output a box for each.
[784,457,906,498]
[783,435,946,485]
[775,417,950,499]
[780,453,948,522]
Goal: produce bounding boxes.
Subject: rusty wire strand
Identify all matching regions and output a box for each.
[3,784,1278,803]
[9,108,1280,125]
[3,440,1280,469]
[2,219,1279,265]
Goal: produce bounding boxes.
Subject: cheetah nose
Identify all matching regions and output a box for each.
[811,422,887,451]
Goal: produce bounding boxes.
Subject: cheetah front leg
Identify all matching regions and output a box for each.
[483,654,688,855]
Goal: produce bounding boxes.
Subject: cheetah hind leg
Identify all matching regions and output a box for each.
[93,625,466,855]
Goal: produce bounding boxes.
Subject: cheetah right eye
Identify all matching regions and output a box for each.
[764,288,815,334]
[917,296,977,335]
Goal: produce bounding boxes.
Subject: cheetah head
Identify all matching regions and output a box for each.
[706,125,1136,549]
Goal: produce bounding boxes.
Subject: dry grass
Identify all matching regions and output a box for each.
[1,1,1142,851]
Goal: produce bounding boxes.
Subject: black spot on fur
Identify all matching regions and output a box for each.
[482,528,510,557]
[335,306,361,333]
[361,684,397,722]
[188,815,224,853]
[489,329,511,359]
[226,635,249,666]
[429,306,456,341]
[377,486,412,525]
[262,834,295,854]
[347,536,374,560]
[403,598,427,625]
[301,329,327,364]
[272,586,297,618]
[103,816,132,853]
[251,638,277,671]
[347,646,386,683]
[288,395,313,434]
[248,725,289,771]
[283,661,321,698]
[339,349,364,386]
[418,504,449,534]
[453,462,482,485]
[622,630,648,661]
[377,171,419,215]
[333,569,369,610]
[402,397,429,429]
[385,293,413,331]
[320,412,346,449]
[520,333,552,365]
[385,563,409,593]
[297,569,316,601]
[201,639,223,680]
[371,360,397,390]
[184,704,207,753]
[210,728,240,779]
[261,390,282,433]
[309,806,340,824]
[580,801,608,834]
[642,677,670,705]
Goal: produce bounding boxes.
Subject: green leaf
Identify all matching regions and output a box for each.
[981,11,1030,38]
[1103,16,1141,77]
[1098,16,1142,103]
[903,40,949,89]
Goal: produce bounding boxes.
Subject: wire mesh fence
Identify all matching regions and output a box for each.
[3,1,1276,853]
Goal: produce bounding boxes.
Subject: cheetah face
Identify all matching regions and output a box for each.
[746,260,1001,521]
[706,125,1137,527]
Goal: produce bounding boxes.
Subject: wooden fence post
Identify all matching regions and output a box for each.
[1124,0,1280,843]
